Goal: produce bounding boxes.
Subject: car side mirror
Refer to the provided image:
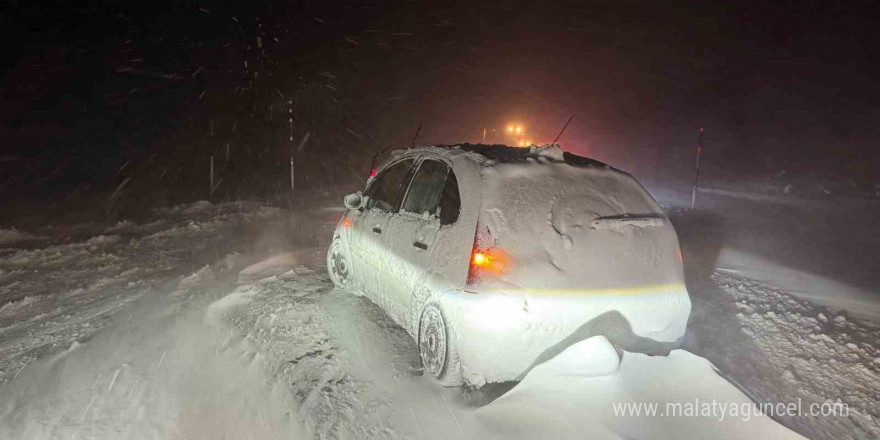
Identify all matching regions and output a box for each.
[344,192,365,210]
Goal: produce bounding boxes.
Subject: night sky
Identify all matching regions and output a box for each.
[3,0,879,219]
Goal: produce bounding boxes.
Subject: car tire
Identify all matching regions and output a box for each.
[326,236,351,289]
[418,304,462,386]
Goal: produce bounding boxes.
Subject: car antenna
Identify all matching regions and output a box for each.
[552,114,574,145]
[369,143,395,176]
[410,123,422,148]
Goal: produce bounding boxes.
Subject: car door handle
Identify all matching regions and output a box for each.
[413,241,428,250]
[372,226,382,234]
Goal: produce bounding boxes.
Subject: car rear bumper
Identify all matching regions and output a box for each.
[439,283,691,384]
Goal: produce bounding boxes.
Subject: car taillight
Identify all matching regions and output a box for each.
[467,225,509,285]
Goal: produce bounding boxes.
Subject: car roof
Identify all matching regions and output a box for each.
[389,144,618,171]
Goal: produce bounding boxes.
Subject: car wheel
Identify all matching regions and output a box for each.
[327,237,351,288]
[418,304,462,386]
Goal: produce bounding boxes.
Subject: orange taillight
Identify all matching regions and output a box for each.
[343,218,351,228]
[472,250,506,271]
[467,224,509,286]
[468,248,509,285]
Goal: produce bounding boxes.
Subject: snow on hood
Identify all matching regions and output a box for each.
[399,144,598,167]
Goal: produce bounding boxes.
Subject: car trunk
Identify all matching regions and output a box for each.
[475,157,685,292]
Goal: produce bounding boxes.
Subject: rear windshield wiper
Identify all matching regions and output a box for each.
[589,215,665,230]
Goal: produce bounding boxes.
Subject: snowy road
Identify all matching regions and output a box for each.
[213,262,805,440]
[1,265,305,439]
[0,201,304,439]
[0,198,876,439]
[0,251,803,439]
[655,185,880,319]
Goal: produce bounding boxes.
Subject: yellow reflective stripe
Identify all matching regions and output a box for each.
[481,282,686,296]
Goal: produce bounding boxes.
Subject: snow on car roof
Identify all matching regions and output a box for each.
[391,144,620,171]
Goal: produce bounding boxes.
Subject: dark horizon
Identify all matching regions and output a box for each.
[3,0,879,219]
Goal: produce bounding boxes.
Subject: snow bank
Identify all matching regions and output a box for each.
[476,339,805,440]
[0,295,39,317]
[656,183,880,321]
[205,284,260,325]
[0,200,284,384]
[717,248,880,319]
[0,263,303,440]
[0,227,42,246]
[207,261,802,440]
[178,264,214,289]
[689,272,880,439]
[236,251,309,284]
[157,200,214,215]
[525,335,620,378]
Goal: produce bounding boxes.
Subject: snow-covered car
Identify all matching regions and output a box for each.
[327,144,691,386]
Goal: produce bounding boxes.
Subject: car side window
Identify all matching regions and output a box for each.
[364,159,414,212]
[402,159,447,217]
[438,169,460,225]
[402,159,460,225]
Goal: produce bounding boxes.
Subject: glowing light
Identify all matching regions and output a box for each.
[515,125,523,134]
[467,248,511,285]
[343,218,351,228]
[471,248,509,273]
[507,125,514,133]
[370,169,377,177]
[467,294,520,331]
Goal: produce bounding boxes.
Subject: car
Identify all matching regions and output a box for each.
[327,144,692,386]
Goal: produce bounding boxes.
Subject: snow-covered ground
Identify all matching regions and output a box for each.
[0,201,283,386]
[199,261,805,440]
[686,272,880,439]
[0,251,802,440]
[665,187,880,439]
[654,184,880,319]
[0,192,877,439]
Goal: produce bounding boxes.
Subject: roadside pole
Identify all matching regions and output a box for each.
[289,99,294,195]
[290,156,294,191]
[691,128,704,210]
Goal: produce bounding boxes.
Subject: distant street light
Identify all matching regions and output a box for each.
[505,122,528,147]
